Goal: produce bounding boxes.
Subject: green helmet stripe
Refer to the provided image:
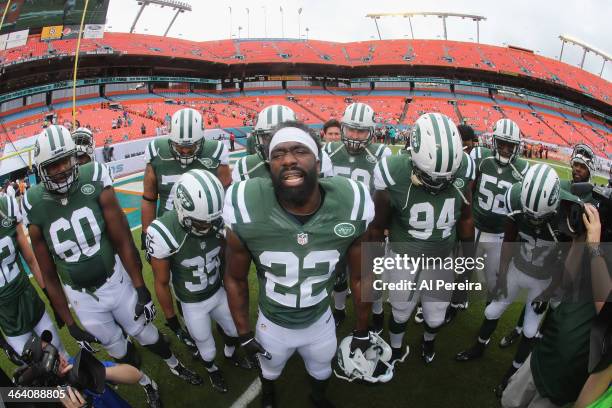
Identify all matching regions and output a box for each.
[532,166,551,212]
[267,106,273,126]
[429,114,443,173]
[179,110,185,139]
[46,127,57,150]
[503,119,508,135]
[350,104,357,121]
[190,171,214,213]
[441,115,454,172]
[277,105,283,125]
[188,108,193,140]
[208,172,224,211]
[525,164,544,210]
[358,103,366,122]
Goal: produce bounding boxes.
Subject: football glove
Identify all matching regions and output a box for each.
[166,316,196,348]
[42,288,65,329]
[239,331,271,362]
[350,329,370,356]
[134,285,156,325]
[68,323,99,353]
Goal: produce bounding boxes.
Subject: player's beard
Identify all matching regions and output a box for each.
[272,165,318,207]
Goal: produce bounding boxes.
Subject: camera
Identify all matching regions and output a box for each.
[13,331,105,394]
[561,182,612,240]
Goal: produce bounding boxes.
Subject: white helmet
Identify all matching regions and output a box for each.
[169,108,205,167]
[520,163,561,223]
[570,143,595,178]
[72,127,95,161]
[173,169,225,237]
[492,118,521,165]
[34,125,78,194]
[254,105,296,160]
[334,332,395,384]
[340,102,376,153]
[410,113,463,194]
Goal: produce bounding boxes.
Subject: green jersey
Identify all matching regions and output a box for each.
[146,210,222,303]
[504,183,577,279]
[0,196,45,336]
[374,152,476,257]
[231,151,334,182]
[23,162,117,292]
[471,146,529,233]
[145,137,229,216]
[323,142,392,192]
[560,179,594,203]
[224,176,373,329]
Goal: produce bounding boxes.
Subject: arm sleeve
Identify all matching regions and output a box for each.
[320,150,334,178]
[97,162,113,188]
[373,157,395,191]
[231,159,243,183]
[145,221,174,259]
[222,184,237,228]
[10,196,22,223]
[144,140,157,164]
[218,142,230,165]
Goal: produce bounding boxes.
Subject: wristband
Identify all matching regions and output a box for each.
[142,195,157,202]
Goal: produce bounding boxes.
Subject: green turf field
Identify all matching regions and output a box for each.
[0,152,595,407]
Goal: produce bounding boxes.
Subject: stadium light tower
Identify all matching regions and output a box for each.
[366,12,486,42]
[558,35,611,77]
[130,1,192,37]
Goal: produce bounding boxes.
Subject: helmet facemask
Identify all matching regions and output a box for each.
[412,165,454,195]
[341,124,372,154]
[39,153,79,195]
[169,139,203,167]
[254,130,273,161]
[180,216,224,237]
[493,137,520,165]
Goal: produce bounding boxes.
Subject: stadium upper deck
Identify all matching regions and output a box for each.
[0,33,610,106]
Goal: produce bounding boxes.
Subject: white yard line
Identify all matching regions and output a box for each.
[229,378,261,408]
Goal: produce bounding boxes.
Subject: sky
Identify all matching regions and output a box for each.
[104,0,612,80]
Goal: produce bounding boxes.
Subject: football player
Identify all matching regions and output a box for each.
[561,143,595,198]
[71,127,96,165]
[0,194,65,358]
[142,107,230,346]
[224,122,374,408]
[232,105,333,182]
[371,113,476,365]
[446,118,529,324]
[147,169,250,394]
[323,102,391,328]
[24,125,202,385]
[455,163,579,393]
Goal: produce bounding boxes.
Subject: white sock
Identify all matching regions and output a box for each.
[205,363,219,373]
[333,289,348,310]
[165,355,179,369]
[389,331,405,349]
[138,373,152,386]
[224,345,235,358]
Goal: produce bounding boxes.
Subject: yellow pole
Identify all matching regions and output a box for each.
[0,1,11,31]
[71,0,90,129]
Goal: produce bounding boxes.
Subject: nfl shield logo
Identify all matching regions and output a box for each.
[200,241,207,250]
[297,232,309,246]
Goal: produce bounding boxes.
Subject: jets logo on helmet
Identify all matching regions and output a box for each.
[34,125,78,195]
[410,113,463,194]
[169,108,205,167]
[72,127,95,161]
[173,169,225,237]
[340,102,376,154]
[520,163,561,223]
[253,104,296,161]
[492,118,521,165]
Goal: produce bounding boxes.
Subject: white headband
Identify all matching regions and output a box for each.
[268,127,319,160]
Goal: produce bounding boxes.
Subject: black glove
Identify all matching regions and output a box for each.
[239,331,271,361]
[68,323,99,353]
[531,300,548,315]
[0,334,24,366]
[166,316,196,348]
[134,285,156,325]
[42,288,65,329]
[350,329,370,357]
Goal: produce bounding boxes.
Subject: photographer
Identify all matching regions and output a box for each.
[14,332,161,408]
[501,204,611,408]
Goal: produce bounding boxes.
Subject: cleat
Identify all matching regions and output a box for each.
[143,380,162,408]
[372,312,385,334]
[261,391,277,408]
[455,340,488,362]
[333,309,346,328]
[421,339,435,365]
[174,327,196,349]
[499,328,521,348]
[414,306,424,324]
[390,346,409,365]
[169,362,203,385]
[309,394,335,408]
[208,369,228,393]
[225,353,255,369]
